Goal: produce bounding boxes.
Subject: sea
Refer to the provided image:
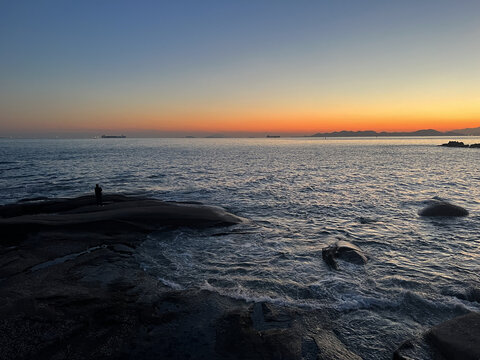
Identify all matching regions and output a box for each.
[1,137,479,359]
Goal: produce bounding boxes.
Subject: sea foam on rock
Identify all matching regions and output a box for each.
[418,200,468,217]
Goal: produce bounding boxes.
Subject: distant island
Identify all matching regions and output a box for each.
[101,134,126,138]
[311,127,480,138]
[440,141,480,148]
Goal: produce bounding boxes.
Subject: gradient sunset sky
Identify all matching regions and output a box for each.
[1,0,479,137]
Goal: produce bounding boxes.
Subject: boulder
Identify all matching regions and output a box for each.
[322,240,367,270]
[470,143,480,148]
[426,312,480,360]
[418,200,468,217]
[393,312,480,360]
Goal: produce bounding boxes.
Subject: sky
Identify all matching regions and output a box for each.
[1,0,479,137]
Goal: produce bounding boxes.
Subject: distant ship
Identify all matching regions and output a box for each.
[101,135,126,138]
[266,135,280,138]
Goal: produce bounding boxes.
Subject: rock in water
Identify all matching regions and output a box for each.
[322,240,367,270]
[419,200,468,217]
[426,312,480,360]
[393,312,480,360]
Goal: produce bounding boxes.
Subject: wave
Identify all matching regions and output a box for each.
[200,280,326,310]
[335,289,480,313]
[158,277,184,290]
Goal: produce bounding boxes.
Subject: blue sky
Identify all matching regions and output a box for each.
[1,1,479,136]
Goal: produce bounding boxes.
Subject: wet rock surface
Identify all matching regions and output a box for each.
[0,195,362,359]
[393,312,480,360]
[426,312,480,360]
[322,240,367,270]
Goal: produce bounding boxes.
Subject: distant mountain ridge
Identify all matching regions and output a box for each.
[452,126,480,136]
[311,127,480,137]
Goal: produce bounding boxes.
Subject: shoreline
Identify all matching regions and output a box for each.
[0,194,478,359]
[0,194,361,359]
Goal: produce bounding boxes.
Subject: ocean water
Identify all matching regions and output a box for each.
[1,137,480,359]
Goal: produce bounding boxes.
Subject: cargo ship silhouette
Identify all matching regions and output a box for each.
[101,135,126,138]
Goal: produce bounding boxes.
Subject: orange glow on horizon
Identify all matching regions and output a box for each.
[5,113,478,135]
[86,104,480,133]
[3,99,479,135]
[72,113,480,134]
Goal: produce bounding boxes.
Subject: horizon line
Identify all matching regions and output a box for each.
[1,125,480,139]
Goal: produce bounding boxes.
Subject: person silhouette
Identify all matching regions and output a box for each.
[95,184,103,206]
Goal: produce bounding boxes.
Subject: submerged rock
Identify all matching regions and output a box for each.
[462,288,480,303]
[358,216,376,224]
[418,200,468,217]
[322,240,367,270]
[442,286,480,304]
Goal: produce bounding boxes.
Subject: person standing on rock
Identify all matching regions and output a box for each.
[95,184,103,206]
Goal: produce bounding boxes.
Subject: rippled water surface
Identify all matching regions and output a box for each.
[1,137,480,359]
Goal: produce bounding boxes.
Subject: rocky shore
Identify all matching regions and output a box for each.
[1,194,478,359]
[0,194,362,359]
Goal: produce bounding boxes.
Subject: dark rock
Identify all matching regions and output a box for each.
[392,337,435,360]
[419,200,468,217]
[0,193,364,359]
[312,332,362,360]
[393,312,480,360]
[322,247,340,270]
[215,308,302,359]
[426,312,480,360]
[392,340,414,360]
[322,240,367,270]
[0,194,244,245]
[215,301,361,360]
[440,141,468,147]
[446,287,480,304]
[358,216,376,224]
[470,143,480,148]
[464,288,480,303]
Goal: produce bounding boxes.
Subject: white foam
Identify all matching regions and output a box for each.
[200,280,325,310]
[334,289,480,313]
[335,293,401,311]
[158,277,184,290]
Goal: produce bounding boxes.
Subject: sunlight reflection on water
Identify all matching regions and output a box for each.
[1,137,480,359]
